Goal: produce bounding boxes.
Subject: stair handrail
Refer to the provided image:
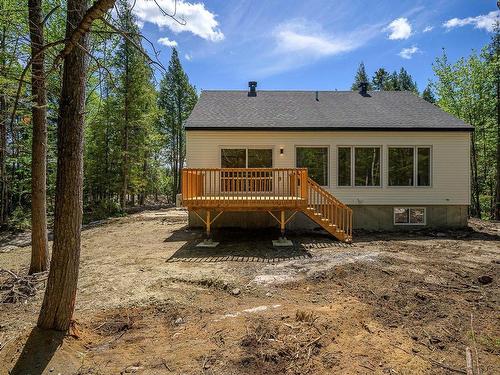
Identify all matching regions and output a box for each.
[306,177,352,211]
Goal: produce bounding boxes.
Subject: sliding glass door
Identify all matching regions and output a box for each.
[220,148,273,192]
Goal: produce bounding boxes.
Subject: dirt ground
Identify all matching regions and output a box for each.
[0,208,498,375]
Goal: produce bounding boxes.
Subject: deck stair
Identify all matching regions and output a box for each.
[302,177,352,243]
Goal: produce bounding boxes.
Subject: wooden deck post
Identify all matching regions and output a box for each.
[206,210,211,238]
[280,210,285,238]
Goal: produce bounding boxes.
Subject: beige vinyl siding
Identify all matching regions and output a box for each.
[186,131,470,206]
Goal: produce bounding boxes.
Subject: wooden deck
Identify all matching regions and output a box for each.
[182,168,352,242]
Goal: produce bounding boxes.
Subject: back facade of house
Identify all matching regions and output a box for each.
[183,82,472,235]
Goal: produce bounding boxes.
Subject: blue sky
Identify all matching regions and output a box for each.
[132,0,499,92]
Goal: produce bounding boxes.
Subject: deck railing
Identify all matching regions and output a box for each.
[182,168,308,209]
[181,167,353,242]
[306,177,353,240]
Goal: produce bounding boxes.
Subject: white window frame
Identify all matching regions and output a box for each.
[387,146,432,188]
[295,145,330,187]
[393,207,427,225]
[336,145,383,188]
[219,146,274,168]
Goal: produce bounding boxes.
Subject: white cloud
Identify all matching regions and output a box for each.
[385,17,412,40]
[274,20,367,57]
[133,0,224,41]
[443,11,499,32]
[254,19,379,76]
[423,26,433,33]
[157,37,178,47]
[398,46,419,59]
[184,53,192,61]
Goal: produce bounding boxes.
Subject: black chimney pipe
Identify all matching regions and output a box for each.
[359,82,368,96]
[248,81,257,97]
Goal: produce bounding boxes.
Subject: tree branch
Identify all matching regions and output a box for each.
[54,0,116,66]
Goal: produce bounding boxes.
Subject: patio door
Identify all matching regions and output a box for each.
[220,148,273,193]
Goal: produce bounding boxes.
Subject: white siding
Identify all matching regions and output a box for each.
[186,131,470,206]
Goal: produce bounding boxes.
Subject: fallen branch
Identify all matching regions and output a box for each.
[465,347,473,375]
[0,268,48,303]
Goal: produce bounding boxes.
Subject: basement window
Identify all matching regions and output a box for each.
[394,207,426,225]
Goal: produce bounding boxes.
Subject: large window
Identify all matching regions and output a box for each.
[337,147,381,187]
[248,149,273,168]
[220,148,273,193]
[221,148,246,168]
[388,147,414,186]
[388,146,431,187]
[296,147,329,186]
[338,147,351,186]
[220,148,272,168]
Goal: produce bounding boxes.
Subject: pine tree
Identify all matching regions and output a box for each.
[386,71,400,90]
[398,67,419,93]
[159,48,197,201]
[351,62,372,91]
[422,84,436,104]
[372,68,389,91]
[115,0,158,209]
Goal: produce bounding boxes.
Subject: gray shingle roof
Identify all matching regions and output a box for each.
[185,90,472,131]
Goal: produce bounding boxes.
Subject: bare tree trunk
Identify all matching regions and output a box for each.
[495,79,500,220]
[120,40,129,210]
[37,0,89,331]
[470,134,481,218]
[0,26,8,226]
[28,0,49,274]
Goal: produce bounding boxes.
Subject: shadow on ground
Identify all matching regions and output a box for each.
[165,227,353,262]
[9,327,65,375]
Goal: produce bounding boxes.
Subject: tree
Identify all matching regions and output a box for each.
[372,68,389,91]
[398,67,419,93]
[28,0,48,274]
[113,0,159,209]
[488,22,500,220]
[351,62,372,91]
[37,0,116,331]
[159,48,197,201]
[433,49,496,218]
[422,84,436,104]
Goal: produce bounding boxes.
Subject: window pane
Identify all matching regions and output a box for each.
[248,149,272,168]
[410,208,425,224]
[354,147,380,186]
[296,147,328,186]
[388,147,414,186]
[417,148,431,186]
[394,208,409,224]
[338,147,351,186]
[221,149,246,168]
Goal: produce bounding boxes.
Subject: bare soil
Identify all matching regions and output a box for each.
[0,209,498,375]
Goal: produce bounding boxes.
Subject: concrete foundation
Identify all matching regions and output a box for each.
[188,205,469,231]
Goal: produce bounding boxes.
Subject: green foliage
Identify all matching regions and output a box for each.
[351,62,372,90]
[422,84,436,104]
[158,47,197,200]
[361,65,418,93]
[372,68,389,91]
[432,47,498,218]
[84,0,165,213]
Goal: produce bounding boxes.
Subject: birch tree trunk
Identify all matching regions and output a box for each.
[28,0,48,274]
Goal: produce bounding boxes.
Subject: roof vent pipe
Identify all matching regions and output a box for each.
[315,91,319,101]
[248,81,257,97]
[358,82,368,96]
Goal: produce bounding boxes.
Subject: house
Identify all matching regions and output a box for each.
[182,82,472,243]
